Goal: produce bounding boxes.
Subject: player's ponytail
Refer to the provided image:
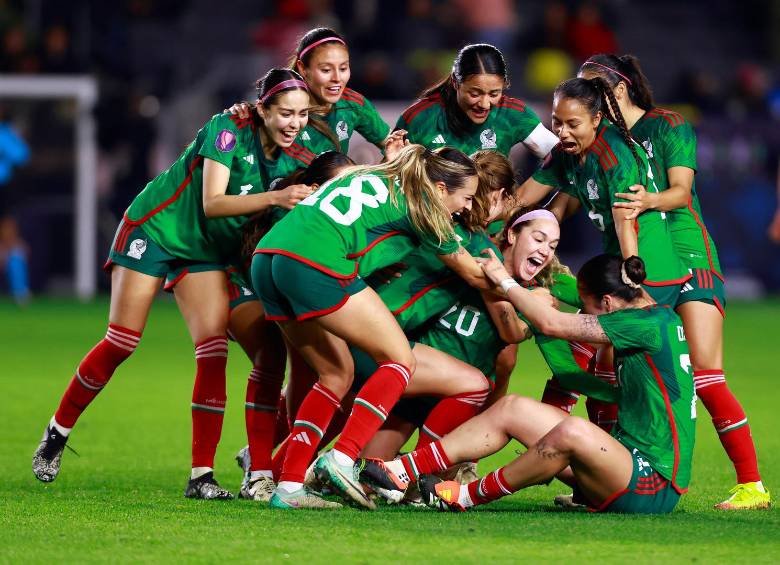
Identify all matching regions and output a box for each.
[464,150,517,231]
[420,43,508,138]
[580,54,654,111]
[577,254,646,302]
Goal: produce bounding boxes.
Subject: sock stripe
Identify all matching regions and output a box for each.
[293,419,324,439]
[421,425,442,440]
[403,454,420,479]
[313,383,341,407]
[494,470,513,495]
[191,402,225,414]
[195,341,229,355]
[694,378,726,391]
[105,328,140,347]
[107,323,142,338]
[245,402,277,412]
[430,443,448,471]
[379,362,411,385]
[353,398,387,421]
[104,335,138,352]
[570,342,596,357]
[75,370,104,391]
[717,418,749,434]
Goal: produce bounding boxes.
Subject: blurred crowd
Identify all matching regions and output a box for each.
[1,0,780,296]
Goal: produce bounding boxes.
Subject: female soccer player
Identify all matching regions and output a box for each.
[251,145,489,509]
[370,254,695,515]
[578,54,770,510]
[32,68,317,499]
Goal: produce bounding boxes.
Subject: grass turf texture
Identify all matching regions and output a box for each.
[1,297,779,563]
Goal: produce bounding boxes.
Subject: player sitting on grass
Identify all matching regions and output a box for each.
[365,254,696,514]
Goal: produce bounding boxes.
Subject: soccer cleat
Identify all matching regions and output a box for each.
[184,472,234,500]
[314,451,376,510]
[714,483,771,510]
[359,458,409,493]
[235,445,251,474]
[239,475,276,502]
[269,486,342,509]
[419,475,466,512]
[553,493,587,511]
[32,425,69,482]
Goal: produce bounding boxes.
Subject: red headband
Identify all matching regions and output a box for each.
[298,36,346,60]
[583,60,633,86]
[259,79,308,104]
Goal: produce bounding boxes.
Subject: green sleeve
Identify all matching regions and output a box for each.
[356,97,391,148]
[598,309,662,354]
[198,114,240,167]
[510,104,543,143]
[549,272,582,308]
[532,152,568,193]
[419,231,460,256]
[535,335,620,402]
[660,120,697,171]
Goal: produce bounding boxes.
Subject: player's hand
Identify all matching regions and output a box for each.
[383,129,409,163]
[477,248,512,286]
[612,184,657,220]
[225,101,252,119]
[530,287,558,309]
[273,184,315,210]
[367,262,408,285]
[769,209,780,244]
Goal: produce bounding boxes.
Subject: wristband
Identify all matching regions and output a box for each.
[499,278,520,295]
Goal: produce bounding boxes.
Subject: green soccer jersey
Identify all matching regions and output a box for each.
[396,94,557,158]
[310,88,390,153]
[599,306,696,493]
[375,224,497,332]
[630,108,722,274]
[533,121,689,286]
[256,171,460,277]
[125,112,267,264]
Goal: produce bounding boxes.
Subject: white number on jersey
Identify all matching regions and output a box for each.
[588,209,605,232]
[300,175,389,226]
[239,184,253,196]
[439,304,481,337]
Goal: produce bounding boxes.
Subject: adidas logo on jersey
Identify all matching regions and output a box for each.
[293,431,312,445]
[301,131,311,141]
[243,154,255,165]
[431,134,446,144]
[681,282,694,293]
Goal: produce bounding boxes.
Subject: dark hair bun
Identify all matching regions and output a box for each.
[623,255,646,285]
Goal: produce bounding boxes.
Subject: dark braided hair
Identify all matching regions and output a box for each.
[579,54,654,111]
[553,77,645,182]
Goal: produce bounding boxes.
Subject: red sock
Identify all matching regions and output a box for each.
[54,324,141,428]
[245,367,285,472]
[541,377,580,413]
[271,435,290,482]
[570,341,597,371]
[416,384,490,449]
[401,439,452,481]
[694,370,760,483]
[272,393,290,449]
[466,467,514,506]
[334,362,411,461]
[586,363,618,433]
[280,382,340,483]
[191,336,228,469]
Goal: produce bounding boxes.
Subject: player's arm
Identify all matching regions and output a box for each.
[515,177,556,208]
[481,290,532,344]
[612,205,639,258]
[437,246,492,290]
[613,166,693,219]
[201,159,312,218]
[548,191,580,222]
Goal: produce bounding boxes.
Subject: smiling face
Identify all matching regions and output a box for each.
[507,219,560,282]
[438,175,479,215]
[297,44,351,107]
[257,89,310,147]
[455,73,505,124]
[551,96,601,156]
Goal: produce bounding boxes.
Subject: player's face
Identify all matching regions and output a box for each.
[455,74,505,124]
[298,44,351,106]
[439,175,478,215]
[508,219,560,282]
[551,97,600,156]
[258,90,310,147]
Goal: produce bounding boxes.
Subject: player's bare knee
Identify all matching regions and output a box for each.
[318,372,353,398]
[551,416,591,451]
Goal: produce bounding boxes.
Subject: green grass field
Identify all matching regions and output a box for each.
[2,297,779,563]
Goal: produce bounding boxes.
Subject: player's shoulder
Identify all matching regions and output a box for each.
[281,142,316,165]
[208,111,255,132]
[593,124,630,171]
[540,142,565,169]
[400,93,444,125]
[644,107,690,130]
[339,88,367,107]
[495,95,528,114]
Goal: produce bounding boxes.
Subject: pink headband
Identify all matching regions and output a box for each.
[260,79,309,104]
[510,209,558,229]
[298,36,346,60]
[583,60,633,86]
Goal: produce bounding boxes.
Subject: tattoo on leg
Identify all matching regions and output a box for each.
[535,441,562,460]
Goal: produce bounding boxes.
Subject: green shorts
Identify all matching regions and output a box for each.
[676,268,727,317]
[591,446,681,514]
[163,264,258,311]
[252,252,367,321]
[642,281,685,309]
[106,221,222,279]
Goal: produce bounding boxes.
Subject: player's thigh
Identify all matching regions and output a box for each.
[318,286,415,370]
[496,395,571,446]
[405,343,487,396]
[108,265,162,331]
[174,270,230,343]
[676,300,723,369]
[229,300,286,371]
[278,319,355,398]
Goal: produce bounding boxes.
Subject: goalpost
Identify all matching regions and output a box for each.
[0,75,99,300]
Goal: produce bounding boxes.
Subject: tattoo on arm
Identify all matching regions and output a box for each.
[574,315,609,343]
[447,246,467,258]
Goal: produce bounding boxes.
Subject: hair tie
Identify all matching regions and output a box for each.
[510,209,558,229]
[259,79,308,104]
[620,262,642,289]
[298,36,346,60]
[583,60,633,86]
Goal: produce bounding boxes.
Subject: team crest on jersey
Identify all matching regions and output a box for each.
[336,120,349,141]
[642,140,654,159]
[127,239,147,260]
[586,179,599,200]
[480,128,497,149]
[215,129,237,153]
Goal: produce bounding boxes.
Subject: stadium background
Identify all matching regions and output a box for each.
[1,1,779,562]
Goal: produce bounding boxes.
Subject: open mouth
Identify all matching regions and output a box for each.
[325,86,342,97]
[560,140,578,152]
[471,108,489,120]
[526,256,545,275]
[280,130,298,144]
